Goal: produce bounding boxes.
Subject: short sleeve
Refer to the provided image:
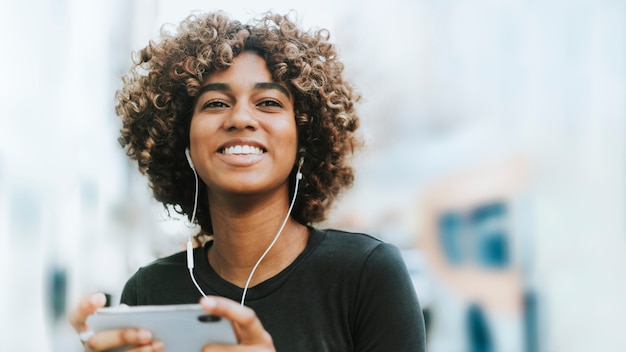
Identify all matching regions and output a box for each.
[352,243,426,351]
[119,269,140,306]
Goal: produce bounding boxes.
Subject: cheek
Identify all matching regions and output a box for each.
[189,117,216,145]
[275,118,298,143]
[189,117,200,142]
[279,123,299,166]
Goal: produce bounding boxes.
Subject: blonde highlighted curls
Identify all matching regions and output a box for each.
[116,11,361,237]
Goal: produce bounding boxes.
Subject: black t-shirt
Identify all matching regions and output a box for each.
[121,228,426,351]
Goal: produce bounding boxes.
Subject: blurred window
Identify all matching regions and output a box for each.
[438,201,510,268]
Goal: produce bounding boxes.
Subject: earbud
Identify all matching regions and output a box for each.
[296,148,305,180]
[185,148,195,170]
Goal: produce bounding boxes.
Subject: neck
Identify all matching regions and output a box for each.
[205,190,308,287]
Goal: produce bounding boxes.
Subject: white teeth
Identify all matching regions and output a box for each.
[222,145,264,155]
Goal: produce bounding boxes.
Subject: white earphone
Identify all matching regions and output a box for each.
[185,148,195,170]
[184,148,204,296]
[184,147,305,305]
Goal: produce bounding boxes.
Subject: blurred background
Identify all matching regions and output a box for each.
[1,0,625,351]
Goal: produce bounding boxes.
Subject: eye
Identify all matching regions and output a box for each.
[201,100,229,110]
[257,100,283,108]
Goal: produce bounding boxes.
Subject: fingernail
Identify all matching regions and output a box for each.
[91,292,107,306]
[138,329,152,341]
[201,296,217,309]
[153,340,164,350]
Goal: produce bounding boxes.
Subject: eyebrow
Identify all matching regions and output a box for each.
[197,82,291,99]
[254,82,291,99]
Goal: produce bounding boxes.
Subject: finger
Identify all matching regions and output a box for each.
[86,340,164,352]
[124,342,165,352]
[128,342,165,352]
[68,293,107,332]
[200,296,273,347]
[201,344,272,352]
[85,328,163,352]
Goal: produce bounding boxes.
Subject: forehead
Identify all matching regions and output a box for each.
[203,51,271,84]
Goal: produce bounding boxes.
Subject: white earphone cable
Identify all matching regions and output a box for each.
[186,164,207,297]
[239,167,302,306]
[186,151,304,307]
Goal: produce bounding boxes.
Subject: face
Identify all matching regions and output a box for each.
[189,51,298,198]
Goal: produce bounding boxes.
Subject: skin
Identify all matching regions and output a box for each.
[190,52,308,288]
[69,51,309,351]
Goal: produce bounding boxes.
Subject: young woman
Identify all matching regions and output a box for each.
[70,11,426,351]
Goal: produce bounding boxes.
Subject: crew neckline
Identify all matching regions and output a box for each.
[194,227,325,302]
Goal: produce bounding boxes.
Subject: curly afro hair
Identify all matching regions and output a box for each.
[115,11,361,239]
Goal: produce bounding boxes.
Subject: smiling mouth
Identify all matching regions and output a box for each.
[220,145,266,155]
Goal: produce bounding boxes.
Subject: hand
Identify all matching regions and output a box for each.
[68,293,164,352]
[199,296,275,352]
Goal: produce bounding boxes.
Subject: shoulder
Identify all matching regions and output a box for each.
[124,249,189,286]
[315,228,383,249]
[139,249,188,272]
[316,227,399,251]
[311,228,403,266]
[120,248,198,305]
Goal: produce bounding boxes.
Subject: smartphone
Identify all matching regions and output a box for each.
[86,304,237,351]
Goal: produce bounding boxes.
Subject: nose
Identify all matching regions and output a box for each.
[224,102,258,131]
